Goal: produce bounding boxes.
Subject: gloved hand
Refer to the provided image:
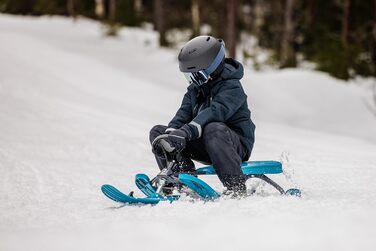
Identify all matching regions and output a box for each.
[163,128,189,152]
[152,125,192,155]
[152,138,165,157]
[151,128,176,157]
[164,128,176,134]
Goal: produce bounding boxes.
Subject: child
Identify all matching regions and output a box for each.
[150,36,255,196]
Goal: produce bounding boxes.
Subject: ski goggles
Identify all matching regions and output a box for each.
[183,70,210,86]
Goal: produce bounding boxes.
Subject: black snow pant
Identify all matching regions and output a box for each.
[149,122,250,190]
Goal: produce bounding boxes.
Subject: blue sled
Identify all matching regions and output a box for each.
[101,184,160,205]
[101,160,301,205]
[196,160,283,175]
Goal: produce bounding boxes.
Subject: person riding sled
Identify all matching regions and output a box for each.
[150,35,256,197]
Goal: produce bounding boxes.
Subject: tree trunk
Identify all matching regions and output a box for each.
[226,0,238,58]
[374,0,376,42]
[67,0,75,18]
[342,0,350,46]
[280,0,296,67]
[134,0,142,14]
[95,0,105,19]
[372,0,376,75]
[109,0,117,22]
[154,0,168,46]
[253,0,264,36]
[191,0,200,37]
[306,0,315,28]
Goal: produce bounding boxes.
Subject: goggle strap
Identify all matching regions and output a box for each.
[205,43,225,75]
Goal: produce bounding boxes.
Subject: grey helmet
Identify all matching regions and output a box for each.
[178,35,225,86]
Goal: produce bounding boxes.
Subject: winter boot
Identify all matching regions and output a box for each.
[222,175,247,198]
[172,157,196,174]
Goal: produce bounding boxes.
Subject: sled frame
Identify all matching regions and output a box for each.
[245,174,285,194]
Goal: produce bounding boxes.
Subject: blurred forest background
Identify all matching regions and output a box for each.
[1,0,375,80]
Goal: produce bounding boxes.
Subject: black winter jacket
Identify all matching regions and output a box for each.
[168,58,255,159]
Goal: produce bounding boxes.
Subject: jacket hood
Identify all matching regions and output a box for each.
[219,58,244,81]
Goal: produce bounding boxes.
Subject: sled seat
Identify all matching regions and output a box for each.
[196,161,283,175]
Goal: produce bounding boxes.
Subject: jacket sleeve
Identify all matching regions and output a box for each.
[167,90,193,130]
[184,80,247,139]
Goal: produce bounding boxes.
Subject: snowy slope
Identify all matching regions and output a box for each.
[1,15,376,251]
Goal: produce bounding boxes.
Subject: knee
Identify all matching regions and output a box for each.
[202,122,229,143]
[149,125,167,143]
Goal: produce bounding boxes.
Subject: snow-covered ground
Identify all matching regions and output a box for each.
[1,14,376,251]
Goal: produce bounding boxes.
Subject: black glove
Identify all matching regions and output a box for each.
[163,128,189,152]
[164,128,176,134]
[151,128,176,157]
[152,125,192,155]
[152,138,165,157]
